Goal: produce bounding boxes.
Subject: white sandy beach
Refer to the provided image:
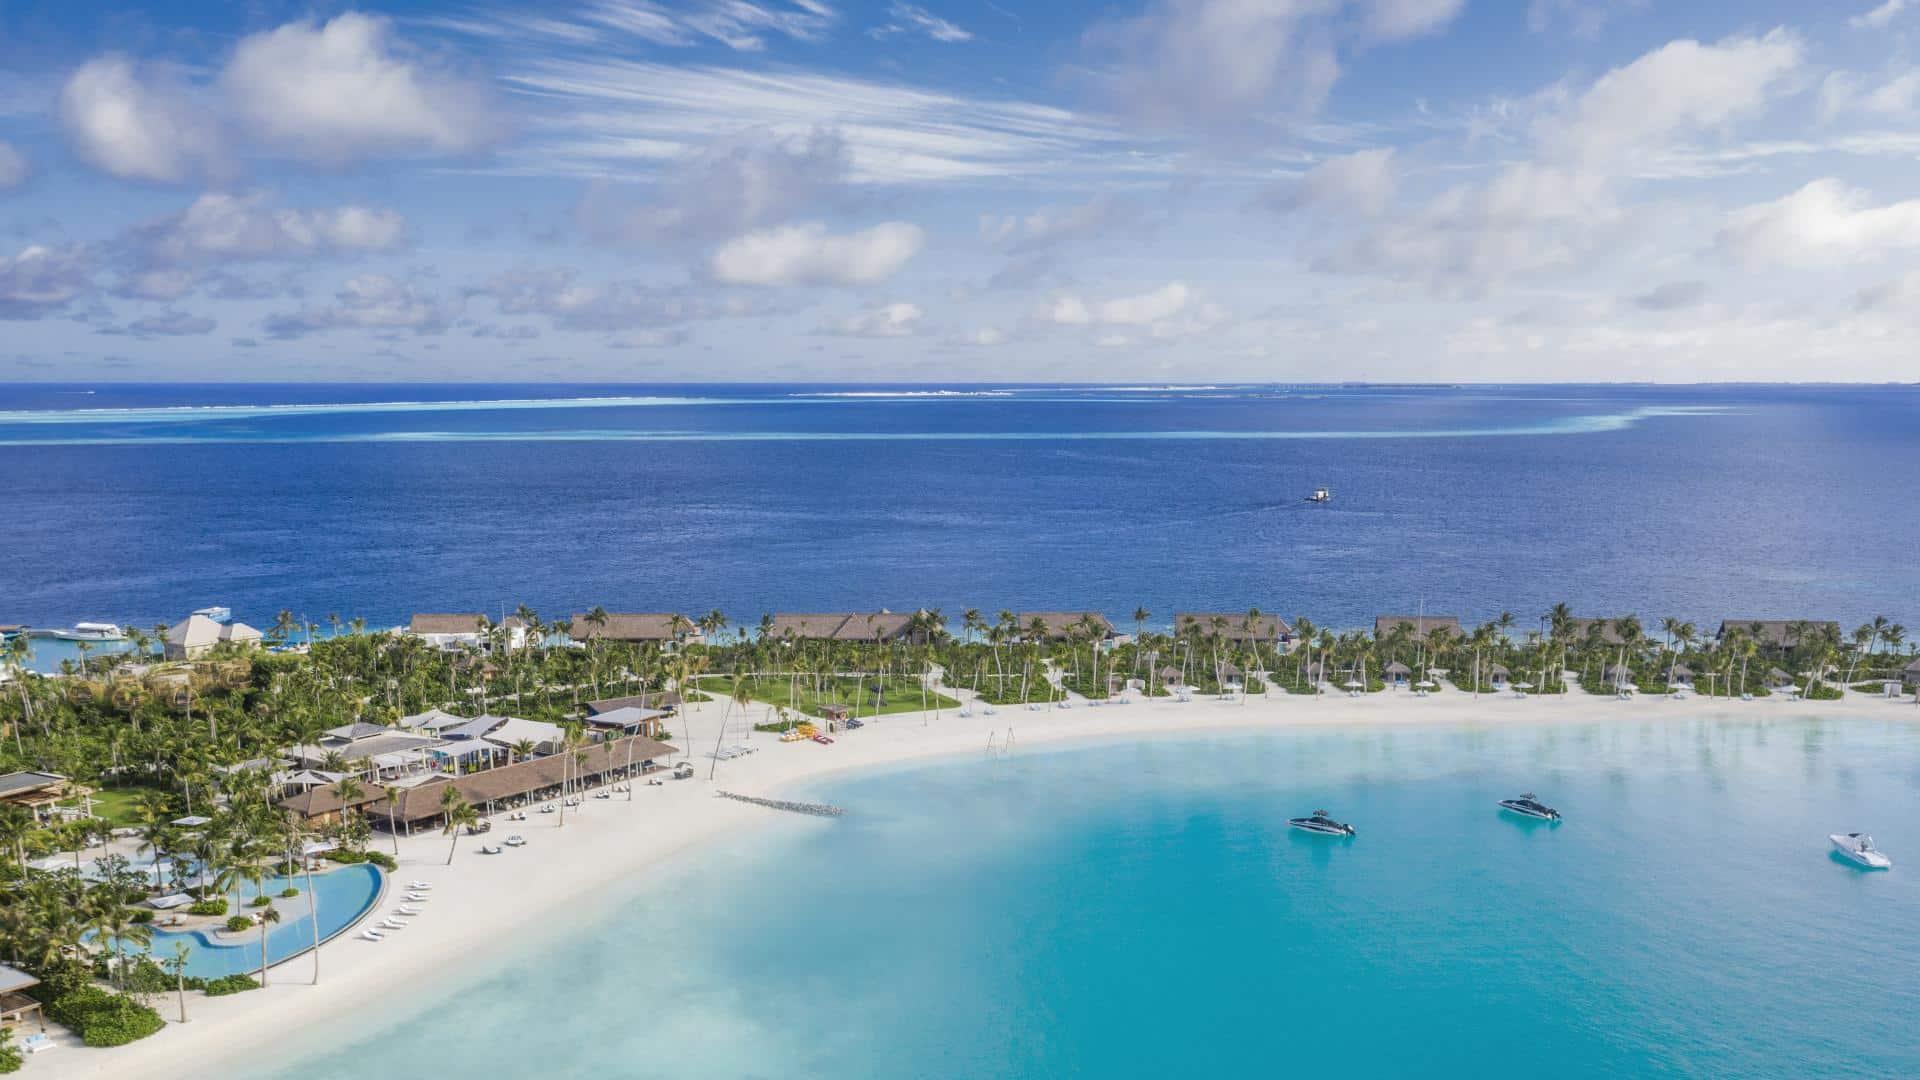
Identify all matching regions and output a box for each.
[27,686,1918,1080]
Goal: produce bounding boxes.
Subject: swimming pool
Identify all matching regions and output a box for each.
[141,863,384,979]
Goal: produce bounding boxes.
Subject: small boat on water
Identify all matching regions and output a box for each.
[48,622,126,642]
[1305,487,1333,503]
[1499,793,1561,821]
[1288,810,1356,837]
[1830,833,1892,869]
[191,606,232,623]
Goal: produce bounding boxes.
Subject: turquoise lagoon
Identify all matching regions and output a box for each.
[269,716,1919,1078]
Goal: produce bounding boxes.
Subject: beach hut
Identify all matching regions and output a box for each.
[820,703,852,730]
[1904,657,1920,688]
[1767,667,1794,690]
[1489,664,1511,689]
[1384,661,1411,687]
[1157,665,1184,688]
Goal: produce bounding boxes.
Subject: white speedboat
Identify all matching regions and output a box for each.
[1499,793,1561,821]
[1305,487,1332,504]
[191,606,232,623]
[49,622,125,641]
[1288,810,1356,837]
[1831,833,1892,869]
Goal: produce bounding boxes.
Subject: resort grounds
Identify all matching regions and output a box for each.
[21,681,1920,1080]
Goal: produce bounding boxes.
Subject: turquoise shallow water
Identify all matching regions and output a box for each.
[268,715,1920,1078]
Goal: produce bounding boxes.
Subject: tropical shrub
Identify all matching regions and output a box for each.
[247,895,270,908]
[45,986,165,1047]
[363,850,397,871]
[187,898,228,916]
[0,1027,20,1074]
[197,974,259,996]
[129,908,154,923]
[224,915,252,932]
[279,886,299,898]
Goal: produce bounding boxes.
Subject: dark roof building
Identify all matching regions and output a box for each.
[765,611,924,642]
[1567,617,1631,645]
[365,734,676,824]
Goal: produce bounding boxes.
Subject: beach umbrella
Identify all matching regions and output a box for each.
[1343,679,1363,689]
[1513,681,1534,690]
[1415,680,1436,689]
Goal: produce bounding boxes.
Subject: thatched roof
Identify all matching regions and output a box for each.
[1567,617,1629,645]
[277,781,389,819]
[1174,613,1292,640]
[410,614,492,635]
[569,613,690,642]
[1015,612,1114,639]
[1375,615,1461,640]
[1384,661,1411,675]
[1718,620,1840,648]
[764,611,923,642]
[364,735,676,823]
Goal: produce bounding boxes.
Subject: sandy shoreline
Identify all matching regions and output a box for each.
[28,687,1916,1079]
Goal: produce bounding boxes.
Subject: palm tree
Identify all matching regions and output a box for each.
[440,788,477,865]
[165,940,193,1022]
[0,806,35,868]
[255,901,281,986]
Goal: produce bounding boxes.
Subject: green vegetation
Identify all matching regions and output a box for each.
[198,973,260,996]
[186,897,228,916]
[45,986,164,1048]
[278,885,300,898]
[714,674,958,719]
[68,784,173,828]
[0,1028,20,1074]
[225,915,253,932]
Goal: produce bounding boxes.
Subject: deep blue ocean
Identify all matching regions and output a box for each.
[266,719,1920,1079]
[3,383,1917,634]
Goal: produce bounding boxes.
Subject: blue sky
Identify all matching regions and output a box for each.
[2,0,1918,381]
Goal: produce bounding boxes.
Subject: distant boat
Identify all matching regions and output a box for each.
[1830,833,1892,869]
[1288,809,1356,837]
[48,622,125,642]
[1499,793,1561,821]
[1306,487,1333,503]
[191,606,232,623]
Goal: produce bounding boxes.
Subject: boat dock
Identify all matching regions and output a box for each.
[716,791,845,818]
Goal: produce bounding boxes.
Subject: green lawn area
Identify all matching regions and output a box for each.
[708,674,959,718]
[72,784,171,826]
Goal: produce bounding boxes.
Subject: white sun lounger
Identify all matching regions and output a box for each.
[361,929,384,942]
[397,905,422,916]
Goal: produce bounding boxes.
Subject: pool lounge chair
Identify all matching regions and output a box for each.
[397,905,423,916]
[361,929,385,942]
[409,881,433,889]
[380,919,407,930]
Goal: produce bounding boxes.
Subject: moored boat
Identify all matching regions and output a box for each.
[1288,809,1356,837]
[48,622,126,642]
[1830,833,1892,869]
[1499,793,1561,821]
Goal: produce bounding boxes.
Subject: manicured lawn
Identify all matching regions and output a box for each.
[74,784,172,826]
[709,675,958,718]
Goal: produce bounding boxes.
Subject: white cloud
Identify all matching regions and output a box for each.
[223,13,500,163]
[1537,30,1802,171]
[1851,0,1910,29]
[1820,70,1920,118]
[957,326,1007,346]
[1717,179,1920,266]
[1266,147,1397,216]
[981,194,1152,253]
[265,274,456,337]
[823,301,923,336]
[58,56,224,183]
[473,267,752,331]
[708,222,924,286]
[872,3,973,42]
[0,245,93,320]
[609,328,689,349]
[135,192,406,264]
[0,141,27,190]
[1041,281,1226,342]
[1085,0,1465,130]
[1854,270,1920,312]
[120,310,218,337]
[1627,280,1707,312]
[431,1,838,52]
[499,58,1143,185]
[577,130,848,249]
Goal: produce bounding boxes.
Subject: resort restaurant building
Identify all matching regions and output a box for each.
[408,613,529,651]
[1714,620,1841,649]
[568,613,702,649]
[0,771,70,822]
[162,613,265,660]
[1015,612,1116,643]
[363,734,676,831]
[765,611,922,643]
[1374,615,1462,640]
[1173,613,1294,646]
